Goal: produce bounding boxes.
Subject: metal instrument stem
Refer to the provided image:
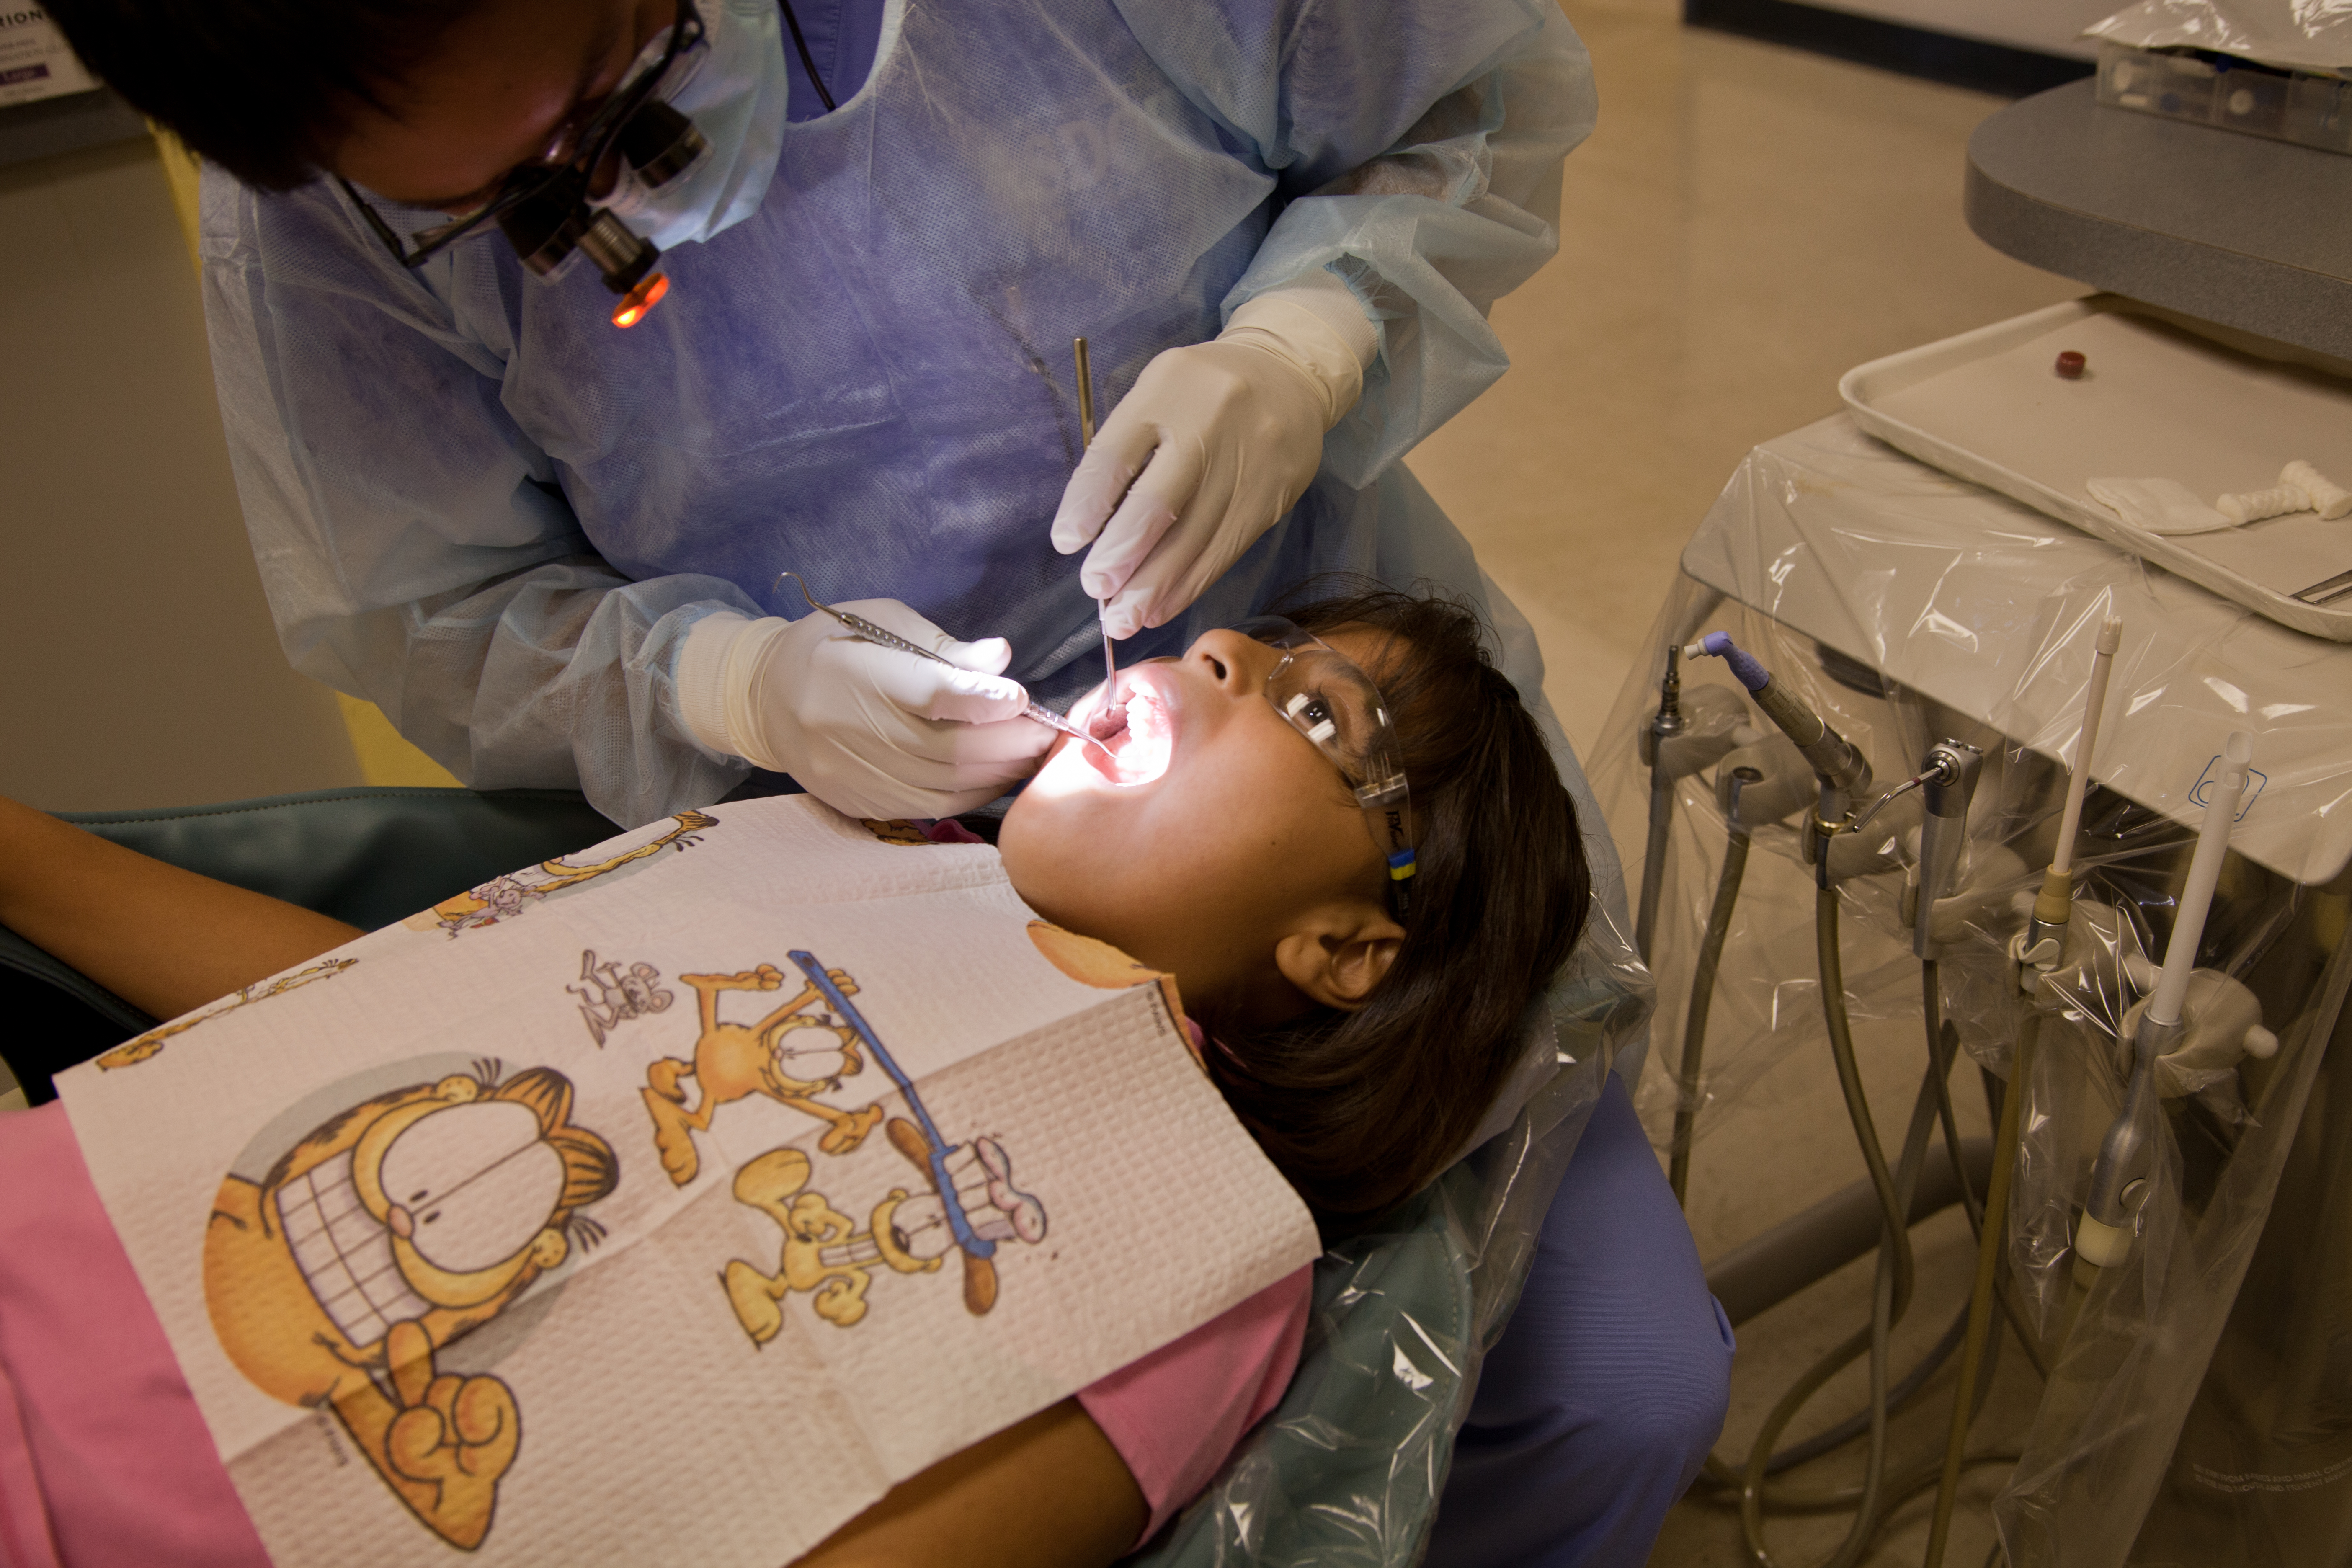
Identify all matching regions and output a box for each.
[774,572,1106,754]
[2293,564,2352,606]
[1075,336,1119,714]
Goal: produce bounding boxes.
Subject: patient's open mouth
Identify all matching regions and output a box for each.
[1082,681,1174,786]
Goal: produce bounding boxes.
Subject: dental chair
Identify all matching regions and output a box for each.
[0,784,1631,1568]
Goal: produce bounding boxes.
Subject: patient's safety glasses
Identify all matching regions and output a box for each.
[1230,616,1417,918]
[338,0,709,328]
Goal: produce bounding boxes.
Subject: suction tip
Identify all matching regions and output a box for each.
[2095,615,2123,655]
[2075,1213,2132,1268]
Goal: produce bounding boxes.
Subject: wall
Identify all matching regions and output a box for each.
[1802,0,2116,57]
[0,136,367,810]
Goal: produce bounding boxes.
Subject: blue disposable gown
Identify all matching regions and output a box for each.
[200,0,1596,829]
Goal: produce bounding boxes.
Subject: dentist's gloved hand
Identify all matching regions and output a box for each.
[677,602,1051,820]
[1051,273,1378,640]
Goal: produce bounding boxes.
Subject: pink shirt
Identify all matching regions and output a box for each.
[0,1102,1304,1564]
[1078,1261,1309,1543]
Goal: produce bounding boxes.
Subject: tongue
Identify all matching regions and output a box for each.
[1087,703,1129,742]
[1101,693,1172,784]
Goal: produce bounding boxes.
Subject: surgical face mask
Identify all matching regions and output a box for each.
[592,0,792,253]
[342,0,794,328]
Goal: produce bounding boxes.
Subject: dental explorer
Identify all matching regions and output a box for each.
[773,573,1109,755]
[1075,337,1121,717]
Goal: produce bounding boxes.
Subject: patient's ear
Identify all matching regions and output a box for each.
[1273,904,1406,1011]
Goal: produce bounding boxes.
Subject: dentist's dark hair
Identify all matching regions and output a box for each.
[43,0,478,191]
[1199,582,1591,1233]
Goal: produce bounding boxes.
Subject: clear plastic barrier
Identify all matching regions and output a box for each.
[1586,415,2352,1565]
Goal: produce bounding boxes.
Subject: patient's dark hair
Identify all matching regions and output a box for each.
[45,0,476,191]
[1200,584,1589,1232]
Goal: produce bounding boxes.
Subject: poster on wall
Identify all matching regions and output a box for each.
[0,6,100,108]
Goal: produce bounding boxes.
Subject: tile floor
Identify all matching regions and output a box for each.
[1406,6,2085,1564]
[1413,0,2081,756]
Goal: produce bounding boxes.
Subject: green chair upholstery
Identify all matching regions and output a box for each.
[59,787,619,931]
[0,788,617,1095]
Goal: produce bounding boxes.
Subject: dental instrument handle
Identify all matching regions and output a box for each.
[2042,615,2123,901]
[776,572,1104,752]
[2146,730,2252,1029]
[822,605,1096,747]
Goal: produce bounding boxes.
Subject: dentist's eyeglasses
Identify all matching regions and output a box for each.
[338,0,711,328]
[1230,616,1417,917]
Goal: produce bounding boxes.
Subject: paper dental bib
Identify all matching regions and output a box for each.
[61,796,1317,1568]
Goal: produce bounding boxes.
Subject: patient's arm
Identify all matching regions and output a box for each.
[795,1398,1147,1568]
[0,797,360,1021]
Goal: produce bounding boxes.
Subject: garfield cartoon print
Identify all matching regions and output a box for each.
[640,963,884,1185]
[1026,921,1186,1027]
[722,1146,938,1337]
[404,811,717,937]
[723,1123,1049,1341]
[95,957,358,1070]
[203,1061,618,1550]
[718,952,1049,1343]
[568,949,672,1047]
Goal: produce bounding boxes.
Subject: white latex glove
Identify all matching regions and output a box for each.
[1051,272,1379,640]
[676,603,1051,820]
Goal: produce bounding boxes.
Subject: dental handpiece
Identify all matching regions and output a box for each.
[1685,632,1872,825]
[1911,739,1984,961]
[775,573,1107,753]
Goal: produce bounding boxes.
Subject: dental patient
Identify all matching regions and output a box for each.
[0,588,1587,1568]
